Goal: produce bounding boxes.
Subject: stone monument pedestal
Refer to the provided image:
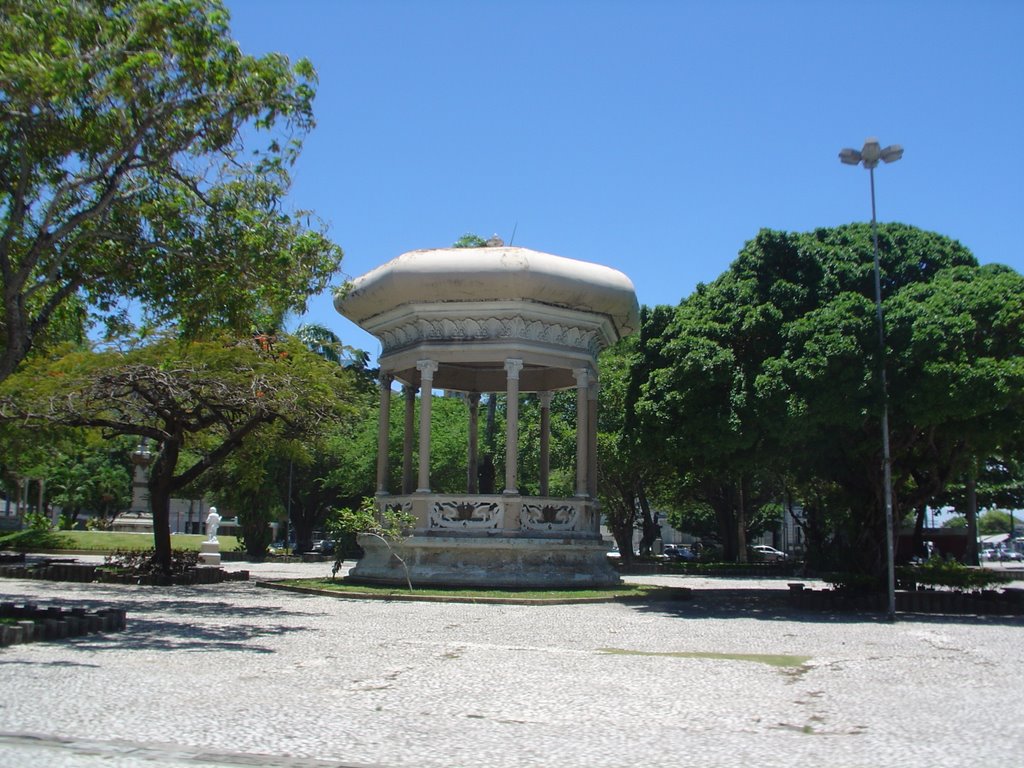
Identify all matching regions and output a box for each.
[198,540,221,566]
[348,533,619,589]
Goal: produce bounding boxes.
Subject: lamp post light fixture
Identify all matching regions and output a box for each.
[839,137,903,621]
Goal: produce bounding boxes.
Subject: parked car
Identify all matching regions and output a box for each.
[663,544,697,562]
[606,546,642,559]
[999,549,1024,562]
[311,539,335,555]
[751,544,788,562]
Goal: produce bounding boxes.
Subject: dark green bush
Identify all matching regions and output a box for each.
[102,548,199,576]
[0,527,65,552]
[896,557,1013,591]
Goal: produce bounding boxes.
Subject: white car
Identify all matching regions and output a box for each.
[751,545,788,562]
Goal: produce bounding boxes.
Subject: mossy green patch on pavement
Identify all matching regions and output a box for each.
[599,648,811,668]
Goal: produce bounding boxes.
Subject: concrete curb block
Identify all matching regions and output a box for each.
[0,602,127,646]
[786,583,1024,615]
[0,561,249,586]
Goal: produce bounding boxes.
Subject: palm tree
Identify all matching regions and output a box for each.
[293,323,344,365]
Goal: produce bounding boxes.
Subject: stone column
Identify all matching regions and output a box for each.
[588,377,600,498]
[402,385,417,494]
[415,360,438,493]
[503,359,524,495]
[573,368,590,497]
[376,373,394,494]
[467,392,481,493]
[538,391,553,497]
[129,441,153,513]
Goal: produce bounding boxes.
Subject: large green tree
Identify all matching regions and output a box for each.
[939,458,1024,517]
[0,335,355,571]
[0,421,132,525]
[632,223,1024,577]
[0,0,341,381]
[945,508,1021,536]
[46,439,132,528]
[276,322,376,552]
[594,335,665,560]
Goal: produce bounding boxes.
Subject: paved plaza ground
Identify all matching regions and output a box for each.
[1,557,1023,768]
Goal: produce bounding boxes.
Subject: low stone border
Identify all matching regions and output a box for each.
[787,582,1024,615]
[258,580,692,605]
[96,568,249,586]
[0,601,127,647]
[0,560,248,586]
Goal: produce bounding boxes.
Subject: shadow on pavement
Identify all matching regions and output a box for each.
[629,587,1024,627]
[0,583,328,655]
[69,614,308,653]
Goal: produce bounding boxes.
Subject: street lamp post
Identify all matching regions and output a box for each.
[839,137,903,621]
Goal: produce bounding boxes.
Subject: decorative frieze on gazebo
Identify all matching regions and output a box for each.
[335,244,639,588]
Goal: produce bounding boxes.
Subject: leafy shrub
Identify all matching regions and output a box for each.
[103,548,199,576]
[0,527,65,552]
[236,507,274,561]
[24,511,52,532]
[85,516,113,531]
[0,513,62,550]
[896,557,1013,591]
[325,497,415,579]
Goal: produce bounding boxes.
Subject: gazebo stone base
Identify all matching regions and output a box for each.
[347,533,620,589]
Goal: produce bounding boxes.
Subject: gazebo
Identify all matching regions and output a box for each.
[335,243,639,587]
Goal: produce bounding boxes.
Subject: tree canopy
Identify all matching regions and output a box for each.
[0,334,359,569]
[631,223,1024,576]
[0,0,342,380]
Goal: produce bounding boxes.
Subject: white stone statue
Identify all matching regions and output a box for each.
[205,507,222,542]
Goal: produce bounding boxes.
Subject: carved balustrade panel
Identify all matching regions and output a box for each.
[379,495,593,535]
[520,501,581,532]
[430,498,502,531]
[380,500,413,517]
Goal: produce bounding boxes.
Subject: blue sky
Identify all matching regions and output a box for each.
[223,0,1023,360]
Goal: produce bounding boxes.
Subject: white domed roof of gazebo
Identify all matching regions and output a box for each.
[338,246,639,337]
[336,245,640,392]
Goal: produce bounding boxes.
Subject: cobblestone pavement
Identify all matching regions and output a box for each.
[1,558,1023,768]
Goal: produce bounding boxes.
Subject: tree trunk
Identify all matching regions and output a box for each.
[735,478,748,563]
[910,504,928,561]
[0,290,31,384]
[609,486,637,563]
[148,440,179,574]
[293,509,315,554]
[239,506,273,559]
[148,482,174,575]
[965,469,980,566]
[612,526,634,564]
[637,484,658,555]
[715,502,735,561]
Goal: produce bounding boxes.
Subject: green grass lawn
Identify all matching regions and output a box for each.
[48,530,240,553]
[279,578,670,601]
